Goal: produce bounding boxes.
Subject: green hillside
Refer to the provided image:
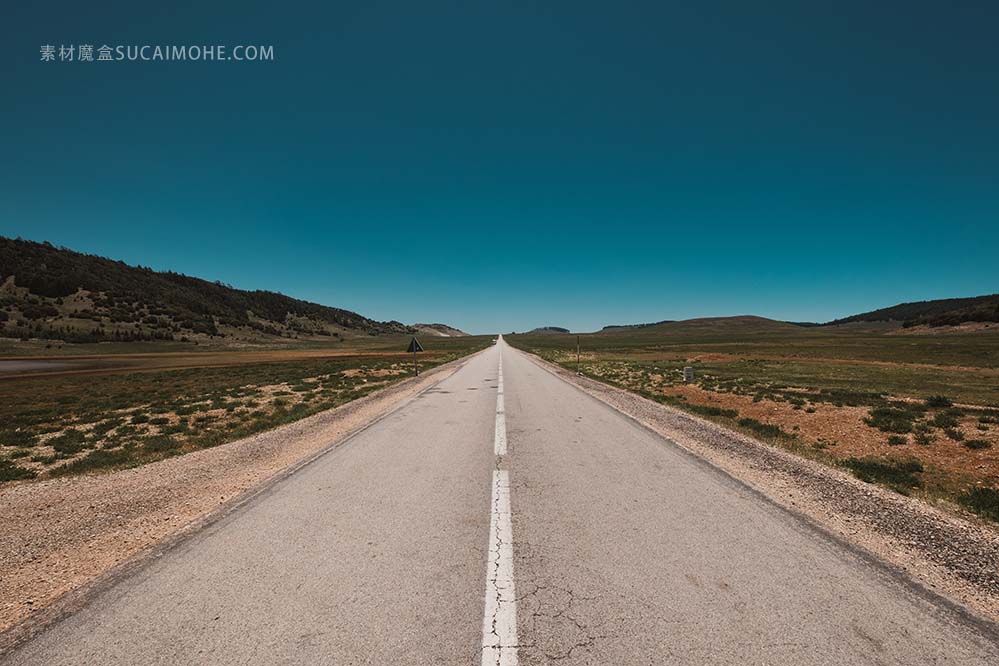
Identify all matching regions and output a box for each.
[826,294,999,328]
[0,237,412,344]
[598,315,803,338]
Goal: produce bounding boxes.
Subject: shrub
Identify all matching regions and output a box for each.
[0,459,37,482]
[52,447,134,475]
[914,431,934,446]
[687,404,739,418]
[887,435,908,446]
[924,395,953,408]
[944,428,965,442]
[957,487,999,522]
[964,439,992,450]
[931,410,962,429]
[143,435,181,453]
[0,429,38,448]
[49,429,89,455]
[90,418,123,438]
[737,417,790,438]
[864,407,919,433]
[842,457,923,494]
[193,431,226,449]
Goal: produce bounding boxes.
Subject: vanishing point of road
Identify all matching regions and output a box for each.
[6,338,999,665]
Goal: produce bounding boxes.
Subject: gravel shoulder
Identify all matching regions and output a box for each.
[0,351,479,647]
[521,349,999,623]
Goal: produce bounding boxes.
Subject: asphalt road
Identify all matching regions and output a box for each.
[6,338,999,665]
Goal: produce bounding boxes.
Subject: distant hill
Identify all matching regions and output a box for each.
[413,323,468,337]
[825,294,999,328]
[597,315,802,336]
[600,320,674,333]
[0,237,417,344]
[528,326,570,334]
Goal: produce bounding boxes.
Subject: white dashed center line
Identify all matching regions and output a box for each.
[481,470,518,666]
[481,341,518,665]
[494,354,507,456]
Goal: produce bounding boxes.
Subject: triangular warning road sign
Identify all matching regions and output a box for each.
[407,337,424,353]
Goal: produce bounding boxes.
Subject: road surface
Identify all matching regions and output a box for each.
[6,338,999,665]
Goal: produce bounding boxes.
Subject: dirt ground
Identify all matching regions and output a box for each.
[665,384,999,485]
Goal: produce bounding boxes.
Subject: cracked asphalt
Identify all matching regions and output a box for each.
[5,340,999,664]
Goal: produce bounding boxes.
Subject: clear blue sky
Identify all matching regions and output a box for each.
[2,1,997,334]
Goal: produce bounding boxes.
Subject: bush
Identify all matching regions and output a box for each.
[887,435,908,446]
[924,395,953,408]
[914,431,934,445]
[931,410,962,429]
[49,429,89,455]
[944,428,965,442]
[964,439,992,450]
[0,459,37,483]
[957,487,999,522]
[737,417,790,439]
[864,407,920,433]
[193,431,226,449]
[90,418,123,438]
[842,457,924,494]
[143,435,181,453]
[0,429,38,448]
[52,447,134,475]
[687,404,739,418]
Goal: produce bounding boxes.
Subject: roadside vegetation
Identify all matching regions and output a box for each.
[0,336,489,482]
[508,322,999,524]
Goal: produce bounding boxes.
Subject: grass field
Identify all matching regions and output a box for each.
[0,328,456,357]
[508,319,999,523]
[0,335,490,482]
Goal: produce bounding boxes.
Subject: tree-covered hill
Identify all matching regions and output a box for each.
[826,294,999,328]
[0,237,412,344]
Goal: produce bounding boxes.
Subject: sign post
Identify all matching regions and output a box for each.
[577,335,581,375]
[407,336,424,375]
